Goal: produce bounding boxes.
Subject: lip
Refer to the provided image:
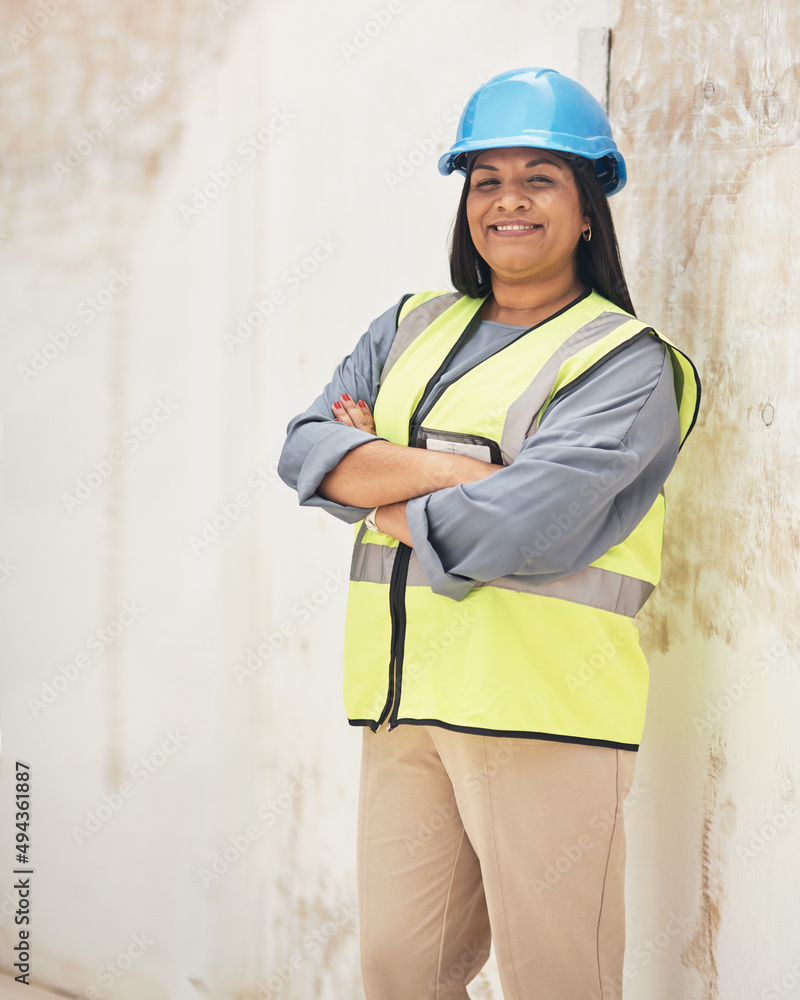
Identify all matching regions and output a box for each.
[487,218,543,236]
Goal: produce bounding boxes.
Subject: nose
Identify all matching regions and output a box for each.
[494,178,532,211]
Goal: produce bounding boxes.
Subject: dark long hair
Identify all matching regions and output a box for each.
[449,151,636,316]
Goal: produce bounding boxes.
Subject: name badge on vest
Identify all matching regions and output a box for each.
[416,427,504,465]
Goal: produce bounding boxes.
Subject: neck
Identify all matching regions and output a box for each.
[481,272,587,327]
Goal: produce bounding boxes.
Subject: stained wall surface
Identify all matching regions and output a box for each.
[610,3,800,998]
[0,0,797,998]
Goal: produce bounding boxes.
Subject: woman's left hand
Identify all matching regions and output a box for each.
[332,394,376,435]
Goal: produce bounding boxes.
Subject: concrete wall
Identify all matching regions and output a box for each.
[610,3,800,998]
[0,0,797,998]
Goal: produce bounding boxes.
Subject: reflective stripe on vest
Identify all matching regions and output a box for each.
[350,523,656,616]
[342,288,701,748]
[499,308,635,462]
[380,292,460,386]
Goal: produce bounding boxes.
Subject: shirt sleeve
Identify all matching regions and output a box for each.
[277,296,406,523]
[405,334,681,600]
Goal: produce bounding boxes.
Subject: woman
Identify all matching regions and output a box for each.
[279,68,700,1000]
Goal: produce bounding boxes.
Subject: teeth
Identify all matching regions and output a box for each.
[495,224,536,231]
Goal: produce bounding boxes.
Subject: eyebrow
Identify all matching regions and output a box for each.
[472,158,565,172]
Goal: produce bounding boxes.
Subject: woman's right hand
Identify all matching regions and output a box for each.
[332,393,376,435]
[320,396,503,507]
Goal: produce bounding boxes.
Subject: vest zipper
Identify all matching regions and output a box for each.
[376,306,487,730]
[376,544,412,729]
[372,286,607,729]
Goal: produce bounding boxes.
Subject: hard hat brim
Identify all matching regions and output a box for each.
[438,137,626,196]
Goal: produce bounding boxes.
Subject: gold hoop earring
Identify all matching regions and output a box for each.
[582,226,592,243]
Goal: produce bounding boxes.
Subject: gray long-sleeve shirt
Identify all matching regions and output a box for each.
[278,292,681,601]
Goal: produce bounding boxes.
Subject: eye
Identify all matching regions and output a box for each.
[473,177,499,189]
[528,175,554,184]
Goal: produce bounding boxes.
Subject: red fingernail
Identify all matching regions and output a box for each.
[341,393,352,402]
[358,400,367,408]
[333,401,342,409]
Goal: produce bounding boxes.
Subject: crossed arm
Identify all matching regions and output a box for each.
[318,394,503,546]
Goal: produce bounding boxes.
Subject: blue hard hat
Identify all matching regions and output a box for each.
[438,67,627,196]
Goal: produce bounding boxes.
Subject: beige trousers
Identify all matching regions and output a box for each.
[357,724,636,1000]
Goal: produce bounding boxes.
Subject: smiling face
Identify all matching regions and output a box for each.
[466,146,590,289]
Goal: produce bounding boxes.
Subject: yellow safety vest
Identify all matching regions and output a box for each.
[342,289,700,749]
